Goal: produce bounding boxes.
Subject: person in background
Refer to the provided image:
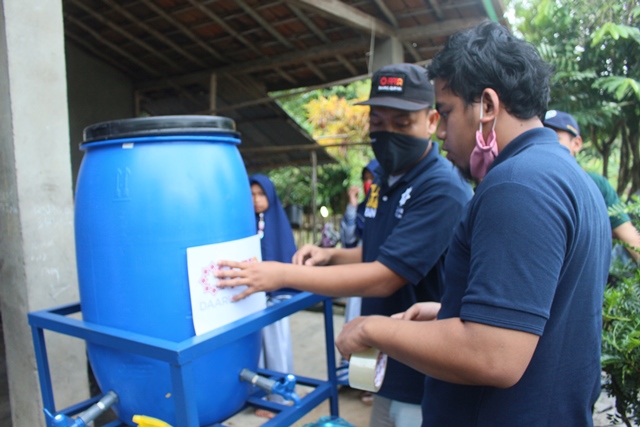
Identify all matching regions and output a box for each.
[249,174,297,419]
[543,110,640,264]
[337,159,379,402]
[216,63,473,427]
[340,159,379,250]
[336,21,611,426]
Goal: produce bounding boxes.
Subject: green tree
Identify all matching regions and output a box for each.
[265,81,374,215]
[514,0,640,198]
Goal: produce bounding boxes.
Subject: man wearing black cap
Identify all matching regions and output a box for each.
[544,110,640,264]
[216,63,473,426]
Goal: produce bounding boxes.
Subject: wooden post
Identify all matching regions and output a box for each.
[209,73,217,113]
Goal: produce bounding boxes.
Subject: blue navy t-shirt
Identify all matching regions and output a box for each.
[361,142,473,404]
[422,128,610,426]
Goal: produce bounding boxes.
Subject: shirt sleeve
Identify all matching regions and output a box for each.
[377,183,469,285]
[460,182,568,335]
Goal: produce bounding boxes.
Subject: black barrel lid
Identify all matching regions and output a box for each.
[82,115,239,143]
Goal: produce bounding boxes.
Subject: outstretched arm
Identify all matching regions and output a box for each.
[336,315,539,388]
[612,221,640,263]
[292,244,362,266]
[215,258,406,301]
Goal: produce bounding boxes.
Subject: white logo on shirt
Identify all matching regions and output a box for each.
[395,187,412,218]
[399,187,412,206]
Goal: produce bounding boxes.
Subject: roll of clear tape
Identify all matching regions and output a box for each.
[348,348,388,392]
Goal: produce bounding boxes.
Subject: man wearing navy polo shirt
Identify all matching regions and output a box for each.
[336,22,611,426]
[216,63,473,426]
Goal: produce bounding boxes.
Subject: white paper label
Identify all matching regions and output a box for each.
[186,235,266,336]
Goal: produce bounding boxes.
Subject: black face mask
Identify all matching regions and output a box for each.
[370,131,430,176]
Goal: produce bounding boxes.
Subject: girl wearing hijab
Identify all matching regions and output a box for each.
[249,174,298,418]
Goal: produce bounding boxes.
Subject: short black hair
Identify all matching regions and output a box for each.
[428,21,553,120]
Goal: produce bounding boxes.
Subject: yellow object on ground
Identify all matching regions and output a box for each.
[132,415,173,427]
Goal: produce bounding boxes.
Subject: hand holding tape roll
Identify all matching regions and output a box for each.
[348,348,388,392]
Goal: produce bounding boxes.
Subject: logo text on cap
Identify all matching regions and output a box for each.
[377,75,404,93]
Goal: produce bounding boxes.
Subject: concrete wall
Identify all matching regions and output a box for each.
[0,1,89,425]
[65,41,134,188]
[0,2,133,424]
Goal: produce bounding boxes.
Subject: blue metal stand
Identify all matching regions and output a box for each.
[28,292,340,427]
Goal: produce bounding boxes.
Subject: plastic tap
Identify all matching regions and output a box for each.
[240,368,301,405]
[271,373,301,405]
[46,391,118,427]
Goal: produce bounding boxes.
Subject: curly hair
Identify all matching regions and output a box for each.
[427,21,553,120]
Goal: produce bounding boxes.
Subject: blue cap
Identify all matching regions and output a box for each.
[543,110,580,137]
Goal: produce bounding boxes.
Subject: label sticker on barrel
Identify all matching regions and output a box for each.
[186,235,266,335]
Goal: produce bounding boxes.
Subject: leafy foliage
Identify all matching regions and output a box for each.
[603,196,640,426]
[265,81,375,215]
[513,0,640,197]
[602,271,640,427]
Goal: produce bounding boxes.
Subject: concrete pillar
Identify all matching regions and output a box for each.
[0,1,89,426]
[371,37,404,72]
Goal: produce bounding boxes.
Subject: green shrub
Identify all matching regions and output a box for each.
[602,272,640,426]
[602,196,640,427]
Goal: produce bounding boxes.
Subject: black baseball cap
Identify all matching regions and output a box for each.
[356,63,435,111]
[543,110,580,137]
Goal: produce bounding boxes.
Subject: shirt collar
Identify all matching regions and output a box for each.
[490,127,558,171]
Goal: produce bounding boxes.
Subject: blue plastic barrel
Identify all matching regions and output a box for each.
[75,116,261,426]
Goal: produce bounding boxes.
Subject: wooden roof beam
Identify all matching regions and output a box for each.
[136,19,477,93]
[235,0,295,50]
[137,0,229,63]
[373,0,399,27]
[285,0,397,38]
[286,3,357,75]
[101,0,208,68]
[65,13,161,77]
[403,41,422,62]
[396,17,486,40]
[64,29,131,76]
[305,61,327,81]
[425,0,446,21]
[336,54,358,75]
[184,0,263,57]
[70,0,186,73]
[136,37,369,91]
[274,67,299,85]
